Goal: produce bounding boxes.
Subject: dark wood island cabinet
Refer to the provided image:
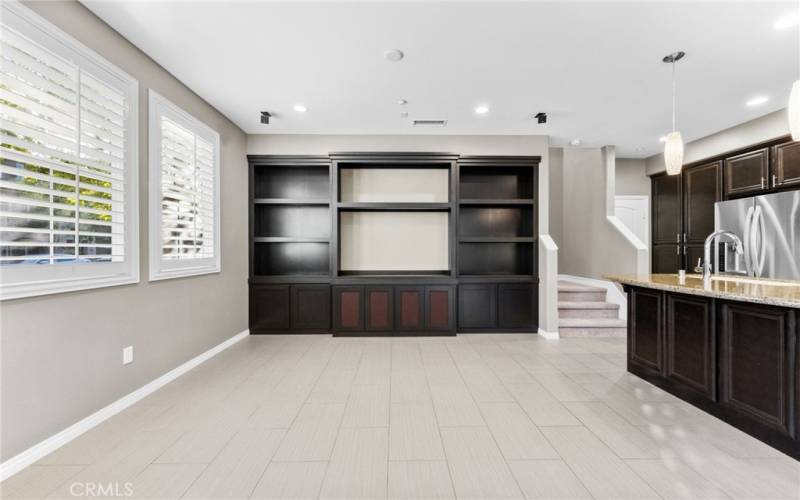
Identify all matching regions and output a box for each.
[614,275,799,459]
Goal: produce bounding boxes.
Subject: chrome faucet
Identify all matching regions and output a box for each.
[703,230,744,283]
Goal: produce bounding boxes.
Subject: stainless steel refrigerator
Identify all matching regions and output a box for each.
[714,190,800,280]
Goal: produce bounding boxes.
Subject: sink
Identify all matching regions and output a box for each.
[683,274,796,287]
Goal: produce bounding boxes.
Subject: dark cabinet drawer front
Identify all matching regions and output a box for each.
[666,294,714,398]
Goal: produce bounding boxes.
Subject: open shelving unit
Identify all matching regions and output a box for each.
[457,157,538,279]
[250,156,332,280]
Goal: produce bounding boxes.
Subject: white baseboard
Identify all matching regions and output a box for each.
[538,328,560,340]
[558,274,627,320]
[0,329,250,482]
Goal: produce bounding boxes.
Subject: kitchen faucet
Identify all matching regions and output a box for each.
[702,230,744,283]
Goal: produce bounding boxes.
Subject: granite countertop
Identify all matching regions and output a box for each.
[604,273,800,308]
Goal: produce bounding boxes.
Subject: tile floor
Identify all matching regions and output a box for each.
[3,334,799,500]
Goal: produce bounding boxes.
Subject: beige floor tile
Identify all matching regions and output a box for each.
[250,461,328,500]
[182,428,284,499]
[624,458,731,500]
[341,384,390,428]
[540,426,660,500]
[0,465,84,499]
[390,371,431,403]
[440,427,524,500]
[388,461,455,500]
[533,373,597,402]
[245,396,305,430]
[564,401,670,459]
[507,460,593,499]
[129,463,205,499]
[429,383,485,427]
[458,365,515,402]
[478,402,559,460]
[504,383,581,426]
[273,403,345,461]
[319,427,388,500]
[389,402,445,460]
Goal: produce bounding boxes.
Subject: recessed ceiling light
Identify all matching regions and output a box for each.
[384,49,404,62]
[293,104,307,113]
[745,95,769,107]
[474,105,489,115]
[569,139,582,146]
[397,99,408,105]
[659,136,667,143]
[774,13,799,30]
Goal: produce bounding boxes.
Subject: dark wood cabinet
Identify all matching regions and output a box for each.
[651,244,682,274]
[333,286,364,332]
[291,285,330,331]
[498,283,537,330]
[628,287,663,374]
[772,141,800,189]
[665,294,715,399]
[683,161,721,264]
[365,286,393,332]
[251,285,291,332]
[719,302,796,436]
[458,284,497,329]
[724,148,770,198]
[426,286,454,331]
[652,173,682,246]
[395,286,425,331]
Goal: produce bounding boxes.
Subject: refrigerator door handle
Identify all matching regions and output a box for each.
[753,206,767,277]
[743,206,754,276]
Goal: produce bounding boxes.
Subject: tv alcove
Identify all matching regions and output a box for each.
[248,153,540,336]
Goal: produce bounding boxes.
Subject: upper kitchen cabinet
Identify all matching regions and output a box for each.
[651,172,682,273]
[724,148,770,198]
[772,141,800,189]
[683,160,722,266]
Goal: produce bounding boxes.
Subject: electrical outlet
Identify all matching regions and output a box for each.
[123,346,133,365]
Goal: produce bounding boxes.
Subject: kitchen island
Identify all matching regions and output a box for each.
[607,274,799,458]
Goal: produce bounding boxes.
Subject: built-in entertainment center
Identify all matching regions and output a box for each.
[248,153,539,335]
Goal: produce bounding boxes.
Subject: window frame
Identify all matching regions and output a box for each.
[148,90,221,281]
[0,1,139,300]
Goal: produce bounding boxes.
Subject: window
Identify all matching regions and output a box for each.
[148,91,220,280]
[0,2,139,300]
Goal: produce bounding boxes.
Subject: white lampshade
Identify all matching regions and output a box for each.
[789,80,800,140]
[664,131,684,176]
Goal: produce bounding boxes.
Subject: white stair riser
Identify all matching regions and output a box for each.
[558,308,619,319]
[559,327,627,338]
[558,291,607,302]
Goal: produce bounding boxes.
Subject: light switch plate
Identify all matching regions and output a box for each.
[123,346,133,365]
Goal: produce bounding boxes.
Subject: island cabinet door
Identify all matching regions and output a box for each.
[665,293,715,400]
[719,302,796,437]
[628,287,664,374]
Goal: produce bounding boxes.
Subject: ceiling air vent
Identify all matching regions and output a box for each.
[413,119,447,127]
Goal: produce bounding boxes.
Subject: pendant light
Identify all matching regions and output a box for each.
[663,51,685,176]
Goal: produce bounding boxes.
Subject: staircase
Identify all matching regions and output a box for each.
[558,281,626,337]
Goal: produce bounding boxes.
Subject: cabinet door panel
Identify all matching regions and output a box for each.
[724,148,769,197]
[498,283,536,330]
[683,161,721,245]
[251,285,290,332]
[395,286,425,331]
[666,294,714,399]
[629,287,663,373]
[720,302,794,436]
[365,287,393,331]
[652,244,682,273]
[333,286,364,332]
[772,141,800,189]
[291,285,330,330]
[458,284,497,329]
[652,174,682,245]
[426,286,455,331]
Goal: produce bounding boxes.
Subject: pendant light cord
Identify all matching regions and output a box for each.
[672,60,677,133]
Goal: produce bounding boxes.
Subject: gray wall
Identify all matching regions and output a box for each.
[646,109,788,176]
[548,148,564,250]
[616,158,650,196]
[0,1,248,461]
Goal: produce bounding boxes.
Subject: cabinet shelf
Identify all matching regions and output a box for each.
[254,198,329,205]
[337,202,451,211]
[254,237,329,243]
[459,237,534,243]
[459,199,534,205]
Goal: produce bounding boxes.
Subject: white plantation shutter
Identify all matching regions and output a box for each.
[0,2,138,300]
[149,91,220,280]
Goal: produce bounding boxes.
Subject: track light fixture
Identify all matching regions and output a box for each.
[260,111,271,124]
